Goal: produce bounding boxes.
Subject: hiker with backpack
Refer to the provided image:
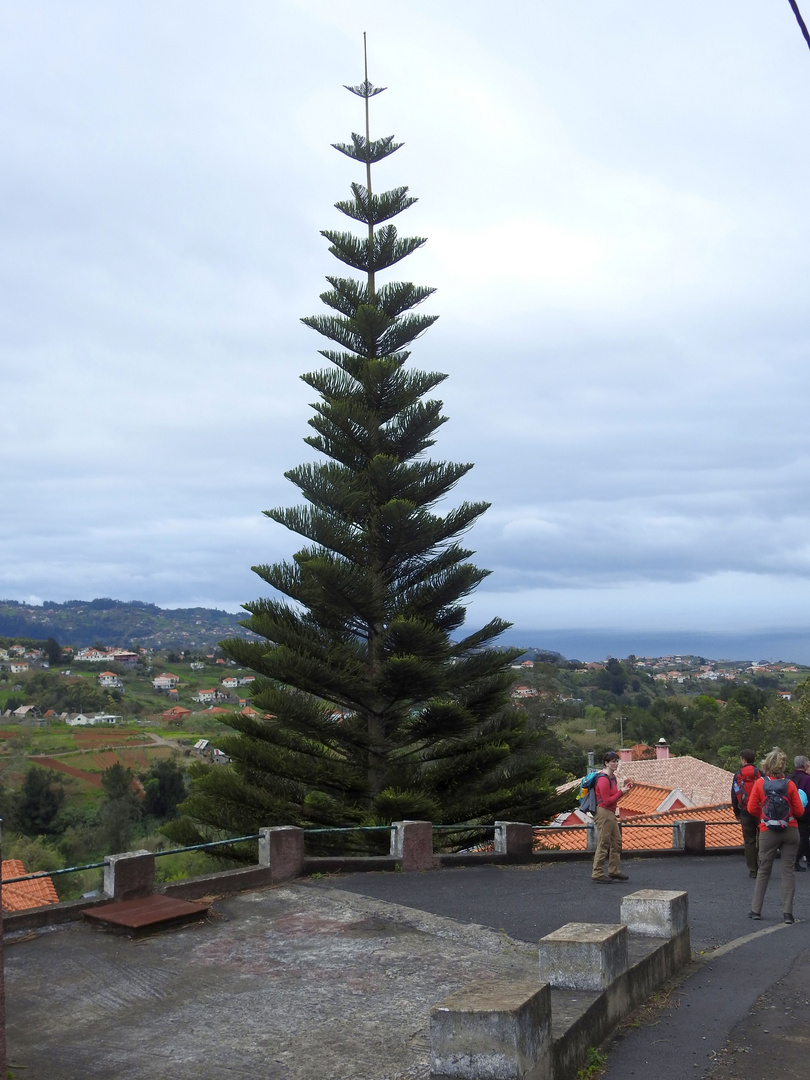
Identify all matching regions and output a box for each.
[590,750,632,884]
[731,749,762,878]
[747,747,805,924]
[789,755,810,871]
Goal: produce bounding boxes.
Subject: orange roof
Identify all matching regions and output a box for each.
[618,782,679,817]
[534,804,742,853]
[615,757,733,806]
[560,756,734,808]
[2,859,59,912]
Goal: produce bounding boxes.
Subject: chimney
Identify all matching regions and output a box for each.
[656,738,670,760]
[619,748,633,763]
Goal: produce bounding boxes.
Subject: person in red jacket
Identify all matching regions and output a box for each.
[731,748,762,877]
[591,750,632,884]
[747,747,805,923]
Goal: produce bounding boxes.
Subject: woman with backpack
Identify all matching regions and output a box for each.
[747,747,805,924]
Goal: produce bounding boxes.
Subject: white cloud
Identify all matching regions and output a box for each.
[2,0,810,649]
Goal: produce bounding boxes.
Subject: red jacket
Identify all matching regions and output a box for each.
[747,775,804,832]
[594,772,623,812]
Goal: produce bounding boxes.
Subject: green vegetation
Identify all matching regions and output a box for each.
[576,1046,608,1079]
[0,597,257,650]
[0,751,225,900]
[166,64,567,853]
[515,654,810,773]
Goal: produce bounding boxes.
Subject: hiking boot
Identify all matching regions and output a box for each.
[784,913,795,924]
[591,876,615,884]
[795,864,807,872]
[748,911,762,920]
[609,873,630,881]
[749,870,758,878]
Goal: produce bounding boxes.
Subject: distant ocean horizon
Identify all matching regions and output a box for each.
[497,628,810,666]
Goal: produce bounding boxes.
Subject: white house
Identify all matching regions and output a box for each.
[152,673,179,691]
[65,713,121,726]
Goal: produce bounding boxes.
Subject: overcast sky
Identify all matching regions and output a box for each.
[3,1,810,658]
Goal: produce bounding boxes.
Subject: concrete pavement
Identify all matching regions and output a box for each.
[326,853,810,1078]
[6,851,810,1078]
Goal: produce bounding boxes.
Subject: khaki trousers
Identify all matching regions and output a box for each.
[592,806,622,879]
[752,827,799,916]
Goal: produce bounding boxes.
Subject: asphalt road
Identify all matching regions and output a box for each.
[323,852,810,1079]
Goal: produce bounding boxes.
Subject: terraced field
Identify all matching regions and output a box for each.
[29,744,175,786]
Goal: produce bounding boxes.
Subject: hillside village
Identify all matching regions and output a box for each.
[2,636,810,914]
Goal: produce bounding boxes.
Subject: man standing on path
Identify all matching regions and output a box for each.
[591,750,631,884]
[732,748,762,878]
[789,755,810,870]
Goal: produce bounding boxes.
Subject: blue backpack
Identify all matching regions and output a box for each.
[578,772,601,815]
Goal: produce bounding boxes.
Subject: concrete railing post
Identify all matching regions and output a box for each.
[538,923,628,991]
[391,820,435,871]
[586,820,598,852]
[620,889,689,939]
[103,850,156,901]
[430,980,552,1080]
[258,826,304,884]
[677,820,706,853]
[494,821,534,860]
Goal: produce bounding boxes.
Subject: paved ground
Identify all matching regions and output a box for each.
[327,853,810,1079]
[6,851,810,1078]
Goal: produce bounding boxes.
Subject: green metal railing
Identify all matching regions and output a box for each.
[1,819,741,887]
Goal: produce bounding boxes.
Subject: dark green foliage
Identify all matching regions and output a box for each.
[44,636,62,666]
[595,658,629,697]
[100,763,141,854]
[142,759,186,820]
[22,671,109,714]
[16,767,65,835]
[168,64,566,852]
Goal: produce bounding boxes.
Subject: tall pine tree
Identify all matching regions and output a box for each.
[167,48,565,853]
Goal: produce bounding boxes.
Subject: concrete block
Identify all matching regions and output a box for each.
[391,820,435,871]
[430,980,551,1080]
[104,850,155,901]
[494,821,533,860]
[258,826,304,884]
[673,820,705,852]
[538,923,628,991]
[621,889,688,939]
[586,821,597,852]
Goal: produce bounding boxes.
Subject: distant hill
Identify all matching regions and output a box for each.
[0,598,257,650]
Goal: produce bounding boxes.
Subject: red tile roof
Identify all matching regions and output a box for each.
[559,756,734,808]
[618,782,680,817]
[2,859,59,912]
[534,804,741,853]
[616,757,732,806]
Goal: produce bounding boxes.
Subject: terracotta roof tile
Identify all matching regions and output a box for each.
[558,756,733,807]
[2,859,59,912]
[617,782,675,816]
[615,758,733,806]
[534,804,742,853]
